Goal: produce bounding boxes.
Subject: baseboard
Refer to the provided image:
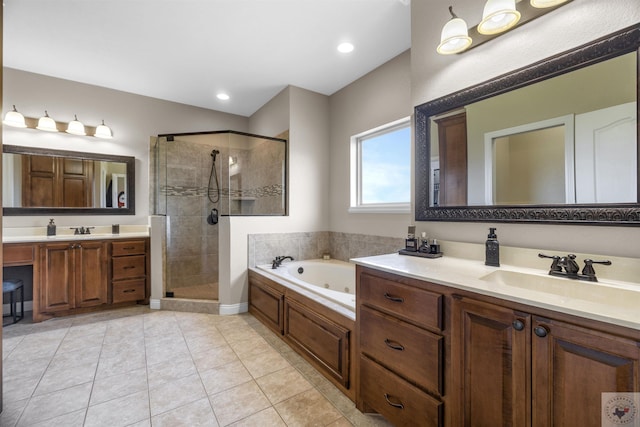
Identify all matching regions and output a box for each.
[149,299,162,310]
[3,300,33,316]
[219,302,248,315]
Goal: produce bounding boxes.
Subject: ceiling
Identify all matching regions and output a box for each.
[3,0,412,117]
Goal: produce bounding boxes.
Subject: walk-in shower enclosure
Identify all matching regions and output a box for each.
[152,131,287,300]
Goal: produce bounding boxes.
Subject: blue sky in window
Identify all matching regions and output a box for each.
[362,126,411,204]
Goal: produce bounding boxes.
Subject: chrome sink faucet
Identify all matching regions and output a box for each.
[538,253,611,282]
[271,256,294,269]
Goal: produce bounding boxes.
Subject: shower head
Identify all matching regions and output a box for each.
[211,149,220,161]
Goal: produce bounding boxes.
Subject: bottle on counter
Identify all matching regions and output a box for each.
[485,227,500,267]
[47,219,56,236]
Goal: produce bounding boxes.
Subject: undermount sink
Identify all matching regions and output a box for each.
[479,270,640,310]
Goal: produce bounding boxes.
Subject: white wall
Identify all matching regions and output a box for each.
[220,86,331,307]
[2,68,249,228]
[328,50,412,237]
[411,0,640,258]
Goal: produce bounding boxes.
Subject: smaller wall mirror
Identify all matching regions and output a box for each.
[2,145,135,215]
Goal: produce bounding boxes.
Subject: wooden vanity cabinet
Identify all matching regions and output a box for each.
[451,295,640,427]
[111,240,148,304]
[356,267,444,427]
[40,240,108,312]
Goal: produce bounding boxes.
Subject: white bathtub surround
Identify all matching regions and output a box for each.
[257,259,356,312]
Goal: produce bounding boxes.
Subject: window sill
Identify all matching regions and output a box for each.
[348,204,411,214]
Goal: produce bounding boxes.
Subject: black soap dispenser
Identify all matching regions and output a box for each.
[485,227,500,267]
[47,218,56,236]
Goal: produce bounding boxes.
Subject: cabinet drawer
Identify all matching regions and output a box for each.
[360,306,442,394]
[112,240,146,256]
[360,273,442,330]
[112,279,145,303]
[3,244,35,265]
[112,255,146,280]
[360,356,442,427]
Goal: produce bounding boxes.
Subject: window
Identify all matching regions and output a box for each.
[350,117,411,213]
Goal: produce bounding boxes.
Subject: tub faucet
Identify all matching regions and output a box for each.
[271,256,294,269]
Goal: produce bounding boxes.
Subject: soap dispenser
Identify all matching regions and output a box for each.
[485,227,500,267]
[47,218,56,236]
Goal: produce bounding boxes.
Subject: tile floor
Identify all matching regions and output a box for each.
[1,307,392,427]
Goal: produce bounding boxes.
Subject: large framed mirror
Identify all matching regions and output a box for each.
[415,24,640,226]
[3,145,135,215]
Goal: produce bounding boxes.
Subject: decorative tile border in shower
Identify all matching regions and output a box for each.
[160,184,283,199]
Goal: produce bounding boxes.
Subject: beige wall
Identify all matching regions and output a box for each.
[411,0,640,258]
[328,50,412,238]
[2,68,249,228]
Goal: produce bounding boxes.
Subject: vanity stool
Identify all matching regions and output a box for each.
[3,279,24,325]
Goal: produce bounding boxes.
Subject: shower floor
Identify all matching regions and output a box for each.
[169,283,218,300]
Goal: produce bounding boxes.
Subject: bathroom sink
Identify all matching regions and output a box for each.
[479,270,640,309]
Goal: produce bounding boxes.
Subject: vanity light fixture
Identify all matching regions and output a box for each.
[94,120,113,139]
[530,0,569,8]
[36,111,59,132]
[66,114,86,136]
[437,7,473,55]
[478,0,521,35]
[437,0,571,55]
[2,105,27,128]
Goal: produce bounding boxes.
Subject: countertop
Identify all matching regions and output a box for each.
[352,253,640,330]
[3,225,150,243]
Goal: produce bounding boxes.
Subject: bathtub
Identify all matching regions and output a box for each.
[256,259,356,311]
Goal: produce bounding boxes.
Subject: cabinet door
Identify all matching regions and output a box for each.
[451,296,531,427]
[40,243,75,312]
[75,241,108,308]
[532,317,640,427]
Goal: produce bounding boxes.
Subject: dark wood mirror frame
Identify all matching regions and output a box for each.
[415,24,640,226]
[3,145,136,216]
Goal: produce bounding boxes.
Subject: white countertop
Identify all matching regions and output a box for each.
[352,253,640,330]
[3,225,150,243]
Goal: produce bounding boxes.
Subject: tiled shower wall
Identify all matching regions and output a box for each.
[248,231,404,267]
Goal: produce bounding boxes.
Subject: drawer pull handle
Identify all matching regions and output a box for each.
[122,246,136,250]
[383,293,404,303]
[384,339,405,351]
[123,289,137,293]
[384,393,404,409]
[512,319,525,331]
[534,326,548,338]
[123,266,136,269]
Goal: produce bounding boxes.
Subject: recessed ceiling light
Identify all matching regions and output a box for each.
[216,93,230,101]
[337,42,354,53]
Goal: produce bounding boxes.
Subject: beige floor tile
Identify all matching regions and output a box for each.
[57,332,105,354]
[151,397,219,427]
[0,397,29,427]
[149,373,207,416]
[66,320,108,338]
[256,366,314,404]
[274,389,343,427]
[209,381,271,426]
[184,332,227,354]
[192,344,239,373]
[48,345,102,371]
[147,357,197,389]
[90,367,148,406]
[95,349,147,380]
[84,389,150,427]
[34,360,97,396]
[200,360,253,395]
[241,348,291,379]
[228,336,273,359]
[3,354,51,381]
[219,326,262,344]
[228,407,286,427]
[29,408,87,427]
[3,374,41,403]
[17,382,92,426]
[326,417,355,427]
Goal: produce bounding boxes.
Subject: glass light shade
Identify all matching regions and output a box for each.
[66,115,86,135]
[94,120,113,139]
[437,17,472,55]
[478,0,521,35]
[36,111,59,132]
[3,105,27,128]
[530,0,568,7]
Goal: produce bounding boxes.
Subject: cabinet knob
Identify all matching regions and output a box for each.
[534,326,548,338]
[512,319,525,331]
[384,339,405,351]
[383,293,404,303]
[384,393,405,409]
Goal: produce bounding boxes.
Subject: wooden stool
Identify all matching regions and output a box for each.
[3,279,24,325]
